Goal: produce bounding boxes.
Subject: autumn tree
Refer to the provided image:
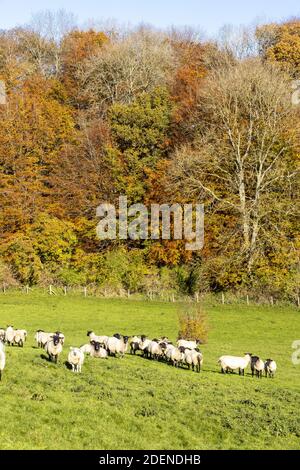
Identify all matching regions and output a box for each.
[170,59,299,279]
[79,30,175,112]
[257,20,300,77]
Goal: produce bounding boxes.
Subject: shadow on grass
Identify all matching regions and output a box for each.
[64,360,72,370]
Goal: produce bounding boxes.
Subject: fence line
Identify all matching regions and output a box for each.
[0,284,299,307]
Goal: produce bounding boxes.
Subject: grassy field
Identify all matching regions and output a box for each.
[0,291,299,450]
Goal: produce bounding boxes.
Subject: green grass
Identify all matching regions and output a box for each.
[0,291,299,450]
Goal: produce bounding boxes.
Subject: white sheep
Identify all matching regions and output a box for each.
[35,330,53,348]
[218,353,252,375]
[106,335,129,358]
[148,340,167,360]
[177,339,201,350]
[0,341,5,381]
[45,334,63,363]
[90,341,108,358]
[164,343,176,362]
[68,347,84,373]
[14,329,27,347]
[5,326,15,346]
[265,359,277,378]
[184,349,203,373]
[168,346,185,367]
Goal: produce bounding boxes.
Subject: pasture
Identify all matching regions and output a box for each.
[0,291,299,450]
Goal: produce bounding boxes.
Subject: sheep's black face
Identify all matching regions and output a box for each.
[160,342,167,351]
[53,335,60,346]
[179,346,186,353]
[94,341,100,351]
[123,336,129,344]
[141,335,147,342]
[87,330,93,337]
[113,333,121,339]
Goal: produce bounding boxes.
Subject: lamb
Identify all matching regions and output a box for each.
[0,341,5,381]
[68,347,84,373]
[5,326,15,346]
[177,339,201,350]
[130,336,142,355]
[218,353,252,375]
[265,359,277,378]
[250,356,264,378]
[90,341,108,359]
[106,335,129,358]
[184,348,203,373]
[45,334,63,363]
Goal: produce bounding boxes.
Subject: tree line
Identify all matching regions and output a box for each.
[0,11,299,302]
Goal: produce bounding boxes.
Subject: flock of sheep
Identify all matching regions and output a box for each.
[0,326,277,380]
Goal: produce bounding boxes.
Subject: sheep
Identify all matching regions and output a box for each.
[177,339,201,350]
[148,340,167,360]
[35,330,52,348]
[139,335,152,358]
[0,341,5,381]
[13,329,26,347]
[106,335,129,358]
[87,331,108,348]
[80,343,93,355]
[90,341,108,359]
[55,331,65,345]
[218,353,252,375]
[68,347,84,373]
[5,326,15,346]
[184,348,203,373]
[0,329,6,342]
[168,346,185,368]
[130,336,142,355]
[45,334,63,363]
[265,359,277,378]
[164,343,176,360]
[250,356,265,378]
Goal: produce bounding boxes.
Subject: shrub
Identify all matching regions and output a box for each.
[178,303,209,343]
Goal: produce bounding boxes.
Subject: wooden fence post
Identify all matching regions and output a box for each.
[64,286,67,296]
[25,285,29,294]
[84,286,87,298]
[222,292,225,305]
[246,295,249,306]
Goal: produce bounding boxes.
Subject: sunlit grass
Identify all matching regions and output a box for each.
[0,292,299,449]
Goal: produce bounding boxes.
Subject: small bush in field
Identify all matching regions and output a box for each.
[178,303,209,343]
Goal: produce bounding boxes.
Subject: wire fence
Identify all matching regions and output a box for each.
[1,283,299,308]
